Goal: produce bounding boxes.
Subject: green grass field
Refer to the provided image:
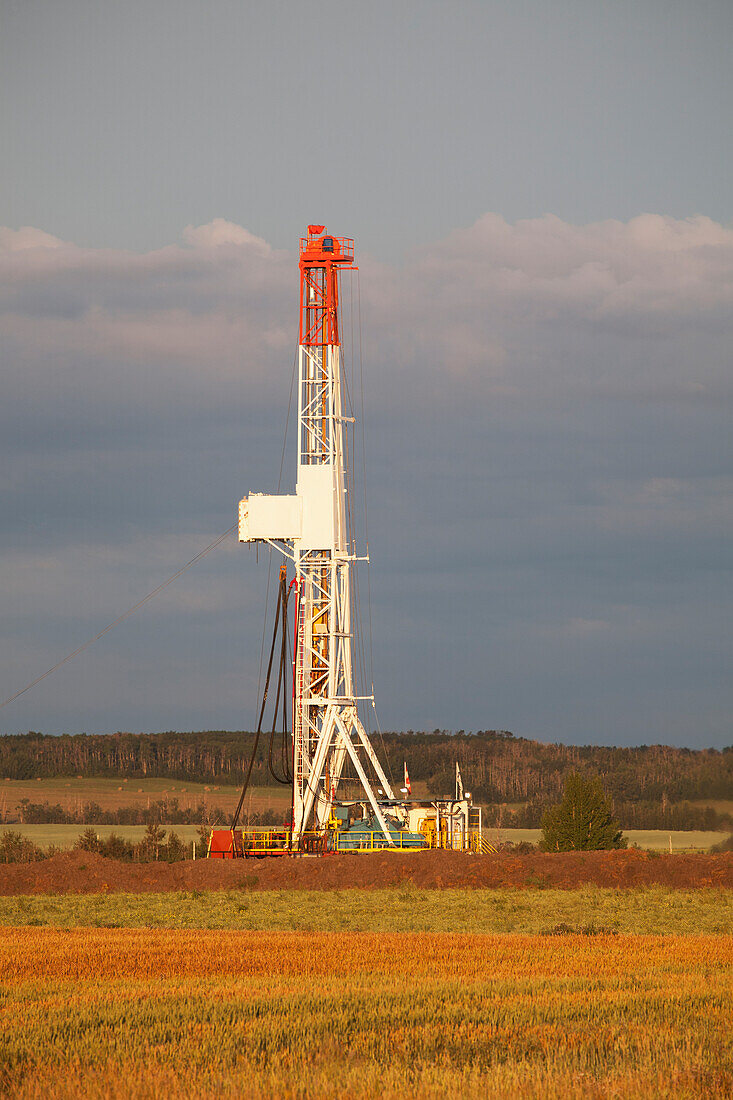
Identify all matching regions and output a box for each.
[0,886,730,934]
[484,827,730,851]
[3,822,727,851]
[3,823,202,848]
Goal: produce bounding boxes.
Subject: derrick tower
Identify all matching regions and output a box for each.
[238,226,395,847]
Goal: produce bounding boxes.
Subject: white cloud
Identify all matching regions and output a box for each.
[410,212,733,327]
[3,214,732,386]
[182,218,271,252]
[0,226,66,251]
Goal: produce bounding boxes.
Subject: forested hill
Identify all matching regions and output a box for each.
[1,730,730,808]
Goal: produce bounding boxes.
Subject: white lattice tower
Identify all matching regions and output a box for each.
[238,226,394,846]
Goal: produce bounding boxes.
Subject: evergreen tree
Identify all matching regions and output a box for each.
[541,772,627,851]
[75,827,100,853]
[142,822,166,860]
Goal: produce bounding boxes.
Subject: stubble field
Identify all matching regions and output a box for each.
[0,927,730,1099]
[1,851,731,1097]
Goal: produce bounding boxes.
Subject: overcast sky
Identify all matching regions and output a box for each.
[1,1,731,748]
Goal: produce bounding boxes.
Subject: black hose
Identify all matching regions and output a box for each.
[280,592,293,782]
[267,574,292,785]
[231,569,285,828]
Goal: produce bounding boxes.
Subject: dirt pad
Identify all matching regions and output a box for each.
[0,848,731,895]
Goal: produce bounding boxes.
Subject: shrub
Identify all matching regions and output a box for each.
[76,827,101,853]
[541,773,627,852]
[0,830,46,863]
[98,833,135,861]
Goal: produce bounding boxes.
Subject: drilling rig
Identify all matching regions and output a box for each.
[208,227,485,858]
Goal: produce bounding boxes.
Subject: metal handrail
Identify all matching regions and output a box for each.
[220,825,493,856]
[234,827,326,855]
[329,830,428,853]
[470,833,497,854]
[299,236,355,263]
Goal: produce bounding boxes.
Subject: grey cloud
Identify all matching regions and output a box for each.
[0,215,731,745]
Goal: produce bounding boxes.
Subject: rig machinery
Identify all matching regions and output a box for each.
[208,227,485,858]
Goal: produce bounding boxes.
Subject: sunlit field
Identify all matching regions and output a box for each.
[480,828,728,851]
[0,885,730,934]
[0,777,435,817]
[0,776,247,815]
[0,928,729,1099]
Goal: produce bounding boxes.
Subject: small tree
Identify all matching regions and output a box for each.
[99,832,135,861]
[0,830,46,863]
[76,827,101,853]
[142,822,166,861]
[196,802,223,857]
[541,773,627,852]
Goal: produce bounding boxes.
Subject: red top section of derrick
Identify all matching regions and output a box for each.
[299,226,356,347]
[299,230,355,266]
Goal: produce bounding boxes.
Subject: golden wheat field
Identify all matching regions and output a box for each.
[0,927,730,1099]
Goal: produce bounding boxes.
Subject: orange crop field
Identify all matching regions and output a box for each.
[0,776,245,816]
[0,776,434,818]
[0,927,730,1099]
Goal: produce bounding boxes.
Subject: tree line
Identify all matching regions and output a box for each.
[1,729,730,822]
[7,792,730,831]
[486,795,731,832]
[13,797,280,828]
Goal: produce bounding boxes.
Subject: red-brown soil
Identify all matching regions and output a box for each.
[0,848,731,895]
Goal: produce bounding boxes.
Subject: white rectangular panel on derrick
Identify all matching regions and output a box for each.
[239,493,300,542]
[297,464,336,550]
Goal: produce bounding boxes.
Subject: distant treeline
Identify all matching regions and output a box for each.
[10,795,732,832]
[1,729,731,811]
[484,797,732,832]
[12,797,281,828]
[407,731,732,805]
